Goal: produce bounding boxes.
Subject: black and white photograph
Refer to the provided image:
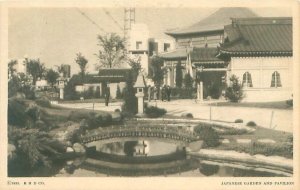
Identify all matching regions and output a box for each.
[2,1,299,189]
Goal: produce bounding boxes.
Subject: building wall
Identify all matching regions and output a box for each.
[175,33,224,48]
[129,24,149,52]
[75,82,127,99]
[229,56,293,102]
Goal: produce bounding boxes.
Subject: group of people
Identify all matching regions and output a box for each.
[147,85,172,102]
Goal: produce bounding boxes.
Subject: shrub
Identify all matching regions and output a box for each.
[181,113,193,118]
[170,87,196,99]
[246,121,257,127]
[183,73,193,89]
[122,75,137,114]
[218,128,248,135]
[145,106,167,118]
[234,119,243,123]
[8,99,28,127]
[225,75,243,102]
[286,99,293,107]
[114,109,121,113]
[194,125,220,147]
[116,85,122,99]
[35,97,51,107]
[68,110,112,129]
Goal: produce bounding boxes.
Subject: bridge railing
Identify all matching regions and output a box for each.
[80,125,198,144]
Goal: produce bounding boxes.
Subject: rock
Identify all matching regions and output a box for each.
[8,144,16,160]
[237,139,251,144]
[66,147,74,153]
[67,123,80,132]
[35,119,45,128]
[66,160,74,165]
[72,143,86,154]
[111,112,122,122]
[73,157,86,167]
[221,139,230,144]
[257,139,276,144]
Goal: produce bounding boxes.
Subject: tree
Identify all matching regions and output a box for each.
[95,33,126,69]
[55,64,69,78]
[75,53,88,78]
[127,56,142,81]
[122,73,137,114]
[8,60,18,78]
[45,69,59,87]
[8,75,22,98]
[225,75,244,102]
[183,73,193,89]
[175,62,183,88]
[148,56,165,87]
[64,75,80,100]
[26,59,46,85]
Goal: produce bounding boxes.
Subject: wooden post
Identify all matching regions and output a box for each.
[200,81,203,101]
[209,105,212,121]
[270,110,274,128]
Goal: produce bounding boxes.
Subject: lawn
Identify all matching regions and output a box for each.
[210,101,292,110]
[58,98,123,104]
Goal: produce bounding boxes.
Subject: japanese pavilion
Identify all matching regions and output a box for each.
[160,7,292,101]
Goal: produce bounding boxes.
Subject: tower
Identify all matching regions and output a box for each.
[124,8,135,49]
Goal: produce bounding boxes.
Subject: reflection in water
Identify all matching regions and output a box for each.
[199,164,220,176]
[97,140,179,157]
[124,141,138,156]
[53,140,292,177]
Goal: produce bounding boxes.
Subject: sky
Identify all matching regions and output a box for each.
[8,7,292,75]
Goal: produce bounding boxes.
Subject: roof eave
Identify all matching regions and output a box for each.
[218,49,293,56]
[165,29,224,37]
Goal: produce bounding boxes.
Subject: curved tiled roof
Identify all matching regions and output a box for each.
[165,7,257,36]
[220,17,292,55]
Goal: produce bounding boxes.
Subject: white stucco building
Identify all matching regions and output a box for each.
[128,23,175,77]
[219,17,293,102]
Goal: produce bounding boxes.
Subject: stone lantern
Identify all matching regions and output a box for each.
[134,73,146,115]
[57,73,65,100]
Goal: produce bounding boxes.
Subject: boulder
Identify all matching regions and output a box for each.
[8,144,16,160]
[73,157,86,167]
[111,112,122,122]
[66,147,74,153]
[73,143,86,154]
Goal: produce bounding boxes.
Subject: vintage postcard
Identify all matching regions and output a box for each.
[0,0,299,189]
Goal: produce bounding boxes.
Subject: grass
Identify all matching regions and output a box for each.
[215,141,293,159]
[210,101,292,110]
[58,98,123,104]
[222,126,292,143]
[217,126,293,158]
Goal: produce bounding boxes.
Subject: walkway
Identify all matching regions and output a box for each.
[56,99,293,132]
[148,99,293,133]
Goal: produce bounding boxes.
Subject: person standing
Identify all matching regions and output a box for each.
[147,85,152,102]
[166,85,171,101]
[104,85,110,106]
[153,86,158,101]
[161,85,166,101]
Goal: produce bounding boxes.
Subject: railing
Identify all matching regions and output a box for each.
[80,125,198,144]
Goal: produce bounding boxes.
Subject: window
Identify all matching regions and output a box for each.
[136,41,142,50]
[271,71,282,87]
[164,43,170,52]
[242,72,253,87]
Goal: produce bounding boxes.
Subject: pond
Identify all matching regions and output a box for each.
[54,140,291,177]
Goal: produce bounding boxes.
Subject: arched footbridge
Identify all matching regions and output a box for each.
[80,125,199,146]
